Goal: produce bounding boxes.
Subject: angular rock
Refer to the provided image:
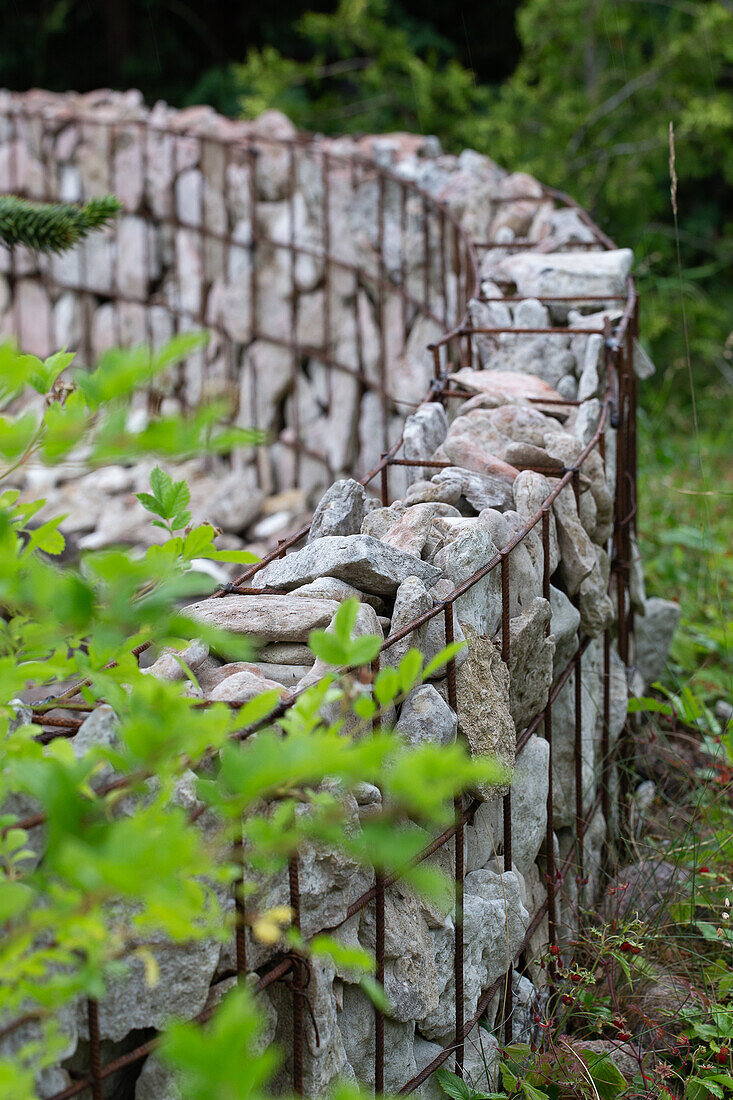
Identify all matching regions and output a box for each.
[272,957,355,1094]
[578,549,614,639]
[259,642,315,664]
[77,933,221,1043]
[419,868,528,1040]
[402,401,448,483]
[395,684,457,747]
[308,479,367,541]
[359,884,440,1022]
[440,436,519,483]
[551,483,596,595]
[500,250,633,320]
[433,467,514,512]
[208,668,287,703]
[500,598,555,730]
[433,526,502,636]
[142,640,210,682]
[184,595,342,646]
[455,624,515,796]
[550,585,581,674]
[635,597,680,686]
[450,368,565,404]
[339,983,417,1091]
[382,503,460,558]
[252,535,442,596]
[403,476,463,507]
[290,576,386,612]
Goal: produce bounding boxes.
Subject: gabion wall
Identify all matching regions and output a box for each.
[0,89,680,1100]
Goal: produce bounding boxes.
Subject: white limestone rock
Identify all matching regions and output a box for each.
[308,479,367,541]
[395,684,457,747]
[635,597,680,686]
[252,535,442,596]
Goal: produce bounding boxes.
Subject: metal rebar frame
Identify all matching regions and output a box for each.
[0,97,638,1097]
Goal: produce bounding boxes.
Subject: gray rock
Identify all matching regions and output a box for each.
[578,550,614,638]
[360,884,440,1022]
[272,957,355,1095]
[403,476,463,507]
[361,502,407,540]
[142,639,210,682]
[500,250,633,320]
[290,576,386,612]
[419,869,528,1041]
[382,503,460,558]
[552,483,596,595]
[403,401,449,483]
[339,983,417,1091]
[464,736,548,878]
[383,571,429,658]
[433,466,514,512]
[501,598,555,731]
[252,535,442,596]
[135,1054,182,1100]
[395,685,457,747]
[455,624,515,797]
[635,597,680,685]
[72,705,120,786]
[77,932,222,1042]
[550,585,581,674]
[545,648,600,829]
[513,470,560,576]
[185,595,342,646]
[434,526,502,637]
[208,668,287,703]
[309,479,367,541]
[259,642,315,664]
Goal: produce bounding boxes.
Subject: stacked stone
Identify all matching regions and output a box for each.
[0,92,682,1100]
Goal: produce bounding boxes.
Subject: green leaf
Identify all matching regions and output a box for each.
[398,648,423,694]
[436,1068,473,1100]
[309,630,348,667]
[374,666,399,705]
[627,696,674,716]
[581,1051,628,1100]
[331,598,359,644]
[0,880,35,922]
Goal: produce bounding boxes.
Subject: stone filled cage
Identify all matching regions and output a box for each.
[0,93,639,1099]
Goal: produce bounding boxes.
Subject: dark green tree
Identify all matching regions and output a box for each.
[0,194,121,255]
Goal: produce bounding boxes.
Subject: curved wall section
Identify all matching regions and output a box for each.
[0,89,662,1100]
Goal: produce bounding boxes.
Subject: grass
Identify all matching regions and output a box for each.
[637,370,733,707]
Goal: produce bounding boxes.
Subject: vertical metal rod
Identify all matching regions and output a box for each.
[289,143,301,485]
[377,174,389,449]
[234,829,248,977]
[248,145,259,341]
[601,629,611,873]
[375,868,385,1093]
[444,605,464,1076]
[87,999,103,1100]
[380,455,389,506]
[422,195,430,313]
[500,553,513,1044]
[439,208,448,326]
[541,510,558,966]
[322,149,333,425]
[400,184,408,341]
[289,855,304,1096]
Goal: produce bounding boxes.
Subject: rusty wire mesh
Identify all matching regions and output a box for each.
[0,98,638,1099]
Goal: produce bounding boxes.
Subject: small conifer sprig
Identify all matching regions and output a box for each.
[0,194,122,255]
